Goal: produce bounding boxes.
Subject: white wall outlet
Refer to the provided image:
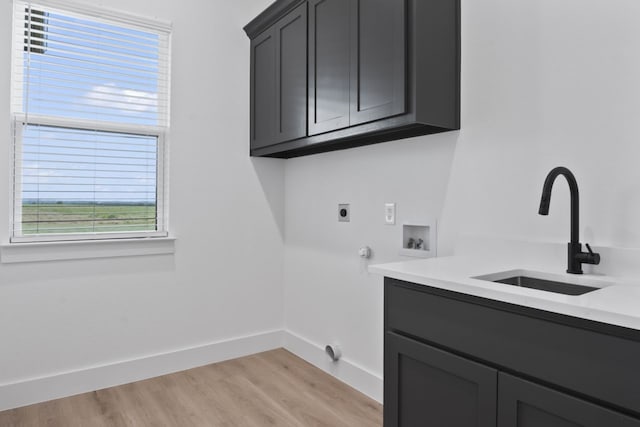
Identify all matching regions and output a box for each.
[338,204,350,222]
[385,203,396,225]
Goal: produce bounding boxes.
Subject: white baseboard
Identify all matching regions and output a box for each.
[0,329,383,412]
[283,331,383,403]
[0,330,284,412]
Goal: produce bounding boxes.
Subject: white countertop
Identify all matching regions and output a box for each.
[369,255,640,332]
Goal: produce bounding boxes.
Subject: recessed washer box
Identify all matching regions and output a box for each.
[399,222,436,259]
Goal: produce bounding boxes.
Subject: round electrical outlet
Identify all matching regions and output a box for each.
[338,204,350,222]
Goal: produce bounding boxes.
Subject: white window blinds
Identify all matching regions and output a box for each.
[11,1,171,242]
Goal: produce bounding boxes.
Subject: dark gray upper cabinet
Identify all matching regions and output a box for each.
[307,0,405,135]
[275,3,308,142]
[244,0,460,158]
[249,2,307,149]
[349,0,406,126]
[308,0,351,135]
[250,29,276,149]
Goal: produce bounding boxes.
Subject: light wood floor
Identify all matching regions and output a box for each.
[0,349,382,427]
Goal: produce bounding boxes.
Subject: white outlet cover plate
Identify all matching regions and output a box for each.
[385,203,396,225]
[338,204,350,222]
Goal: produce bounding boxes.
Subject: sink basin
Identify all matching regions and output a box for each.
[474,269,613,296]
[492,275,597,295]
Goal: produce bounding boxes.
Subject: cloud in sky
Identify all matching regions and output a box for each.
[84,83,158,114]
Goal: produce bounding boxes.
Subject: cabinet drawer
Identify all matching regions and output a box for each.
[385,278,640,415]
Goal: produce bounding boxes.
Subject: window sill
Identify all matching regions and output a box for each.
[0,237,176,264]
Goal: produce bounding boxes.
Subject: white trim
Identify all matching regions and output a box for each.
[0,330,383,411]
[10,118,169,243]
[13,114,166,137]
[0,236,175,263]
[15,0,172,33]
[158,29,172,127]
[0,330,284,411]
[11,122,23,237]
[160,128,170,231]
[10,1,24,117]
[156,131,167,233]
[11,230,168,244]
[283,331,383,403]
[10,2,172,245]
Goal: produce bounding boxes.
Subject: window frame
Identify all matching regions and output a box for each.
[9,0,172,244]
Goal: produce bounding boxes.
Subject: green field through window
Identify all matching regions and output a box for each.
[21,203,157,234]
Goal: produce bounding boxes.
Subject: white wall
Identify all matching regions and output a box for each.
[0,0,285,402]
[284,135,457,381]
[3,0,640,409]
[284,0,640,389]
[440,0,640,252]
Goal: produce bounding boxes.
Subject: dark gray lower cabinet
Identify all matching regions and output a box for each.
[498,374,640,427]
[385,332,497,427]
[384,278,640,427]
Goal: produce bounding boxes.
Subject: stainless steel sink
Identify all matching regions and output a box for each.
[492,275,597,295]
[474,270,613,296]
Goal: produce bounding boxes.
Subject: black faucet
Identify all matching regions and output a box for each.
[538,167,600,274]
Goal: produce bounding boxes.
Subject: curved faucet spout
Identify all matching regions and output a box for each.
[538,166,579,245]
[538,167,599,274]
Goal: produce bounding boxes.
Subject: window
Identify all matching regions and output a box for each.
[10,1,171,243]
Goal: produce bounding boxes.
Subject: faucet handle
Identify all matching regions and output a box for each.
[582,243,601,265]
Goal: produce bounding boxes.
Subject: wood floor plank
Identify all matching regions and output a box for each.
[258,351,383,427]
[221,354,349,426]
[0,349,382,426]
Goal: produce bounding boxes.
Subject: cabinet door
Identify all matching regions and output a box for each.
[308,0,351,135]
[349,0,406,126]
[274,3,307,142]
[250,28,276,149]
[385,331,497,427]
[498,373,640,427]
